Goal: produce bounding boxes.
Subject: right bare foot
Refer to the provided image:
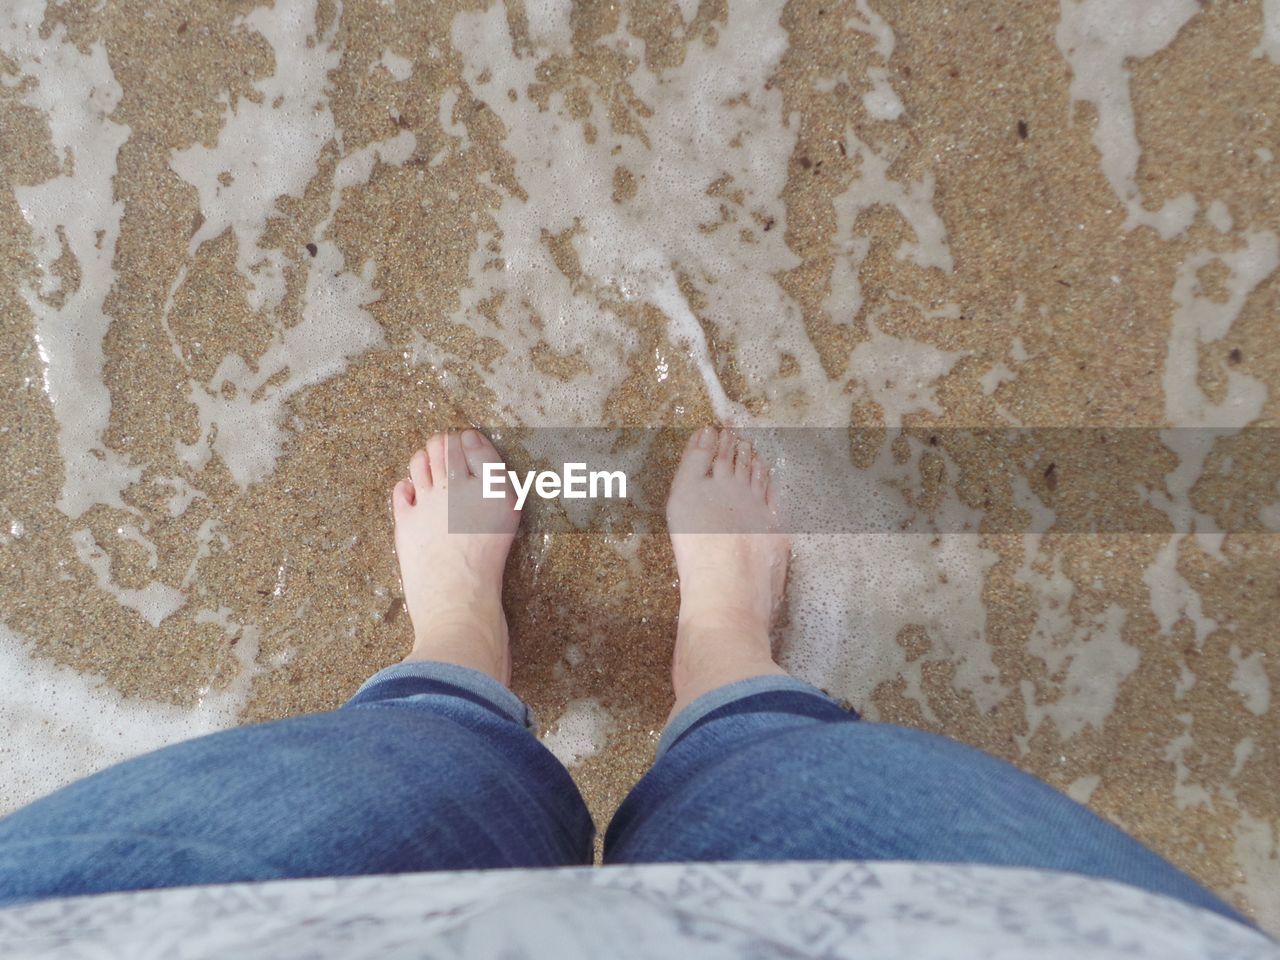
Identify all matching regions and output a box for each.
[666,426,791,715]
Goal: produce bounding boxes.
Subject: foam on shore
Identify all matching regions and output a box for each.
[177,132,416,487]
[443,0,854,425]
[2,0,1274,927]
[2,1,138,518]
[540,698,614,767]
[0,621,263,816]
[1055,0,1199,238]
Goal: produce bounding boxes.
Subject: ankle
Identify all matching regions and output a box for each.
[670,655,788,718]
[671,617,783,702]
[402,643,509,685]
[676,602,772,648]
[407,610,509,681]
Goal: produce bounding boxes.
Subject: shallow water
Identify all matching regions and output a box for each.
[1,0,1277,929]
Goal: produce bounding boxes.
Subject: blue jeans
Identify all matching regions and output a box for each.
[0,662,1251,925]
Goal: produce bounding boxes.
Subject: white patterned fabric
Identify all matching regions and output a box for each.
[0,861,1274,959]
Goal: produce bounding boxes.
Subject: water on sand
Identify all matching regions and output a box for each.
[1,0,1278,929]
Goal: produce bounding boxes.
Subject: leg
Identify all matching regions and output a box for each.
[0,661,591,905]
[604,677,1248,924]
[604,427,1252,927]
[0,431,593,905]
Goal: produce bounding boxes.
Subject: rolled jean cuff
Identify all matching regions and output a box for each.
[347,661,533,729]
[657,675,846,760]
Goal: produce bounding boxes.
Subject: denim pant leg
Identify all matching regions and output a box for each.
[0,662,593,906]
[603,676,1251,927]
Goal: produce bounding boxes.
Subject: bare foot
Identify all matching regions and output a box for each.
[392,430,518,685]
[666,426,791,716]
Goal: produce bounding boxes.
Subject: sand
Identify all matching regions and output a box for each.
[1,0,1277,930]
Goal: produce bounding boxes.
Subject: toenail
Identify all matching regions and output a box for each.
[462,429,484,449]
[697,427,716,449]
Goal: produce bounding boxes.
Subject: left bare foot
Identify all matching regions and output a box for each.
[391,430,519,685]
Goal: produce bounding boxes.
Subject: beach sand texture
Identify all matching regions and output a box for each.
[1,0,1277,930]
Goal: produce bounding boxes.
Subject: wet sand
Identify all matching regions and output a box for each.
[1,0,1277,929]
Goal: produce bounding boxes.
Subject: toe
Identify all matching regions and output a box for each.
[734,439,753,481]
[446,431,468,485]
[426,432,448,480]
[409,449,431,492]
[711,428,736,480]
[393,477,416,509]
[460,428,502,479]
[676,426,717,480]
[765,465,780,511]
[751,454,767,495]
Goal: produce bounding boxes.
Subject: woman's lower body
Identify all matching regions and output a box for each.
[0,429,1252,927]
[0,660,1249,925]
